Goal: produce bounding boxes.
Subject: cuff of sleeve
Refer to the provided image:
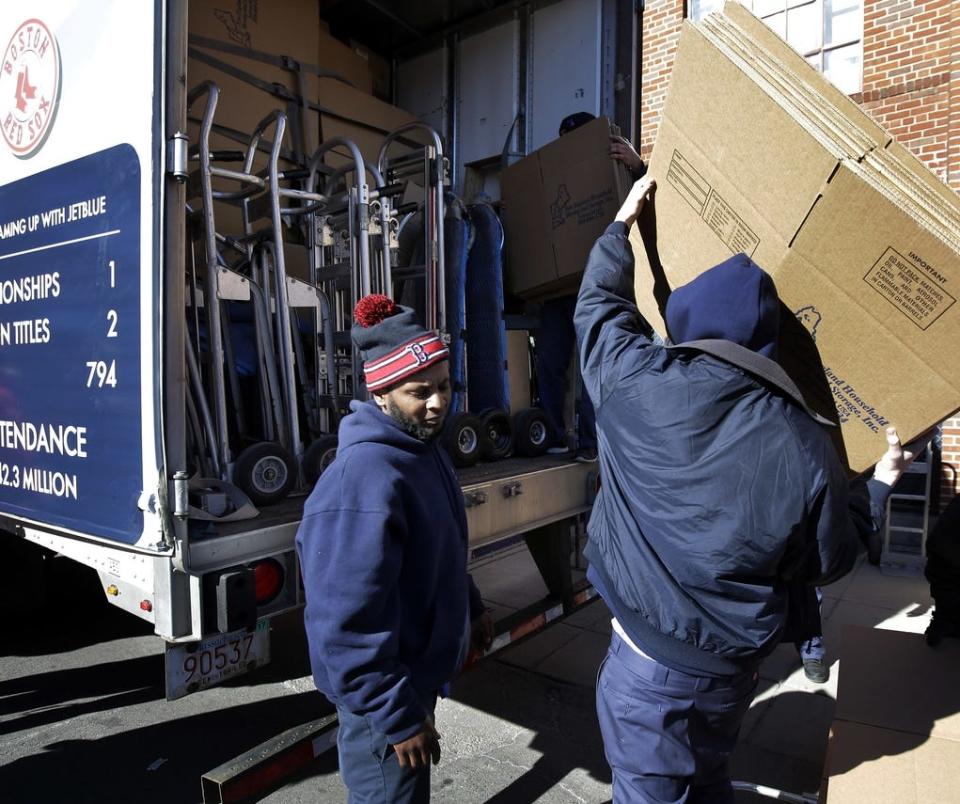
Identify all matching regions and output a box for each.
[605,221,629,238]
[385,714,428,746]
[866,477,892,530]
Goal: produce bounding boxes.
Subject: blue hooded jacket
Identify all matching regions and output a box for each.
[575,223,888,676]
[296,400,483,743]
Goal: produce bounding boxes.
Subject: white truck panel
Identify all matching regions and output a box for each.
[530,0,603,151]
[458,19,519,166]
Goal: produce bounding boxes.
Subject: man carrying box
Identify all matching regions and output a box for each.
[575,177,915,803]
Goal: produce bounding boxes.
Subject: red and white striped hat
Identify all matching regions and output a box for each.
[351,294,449,392]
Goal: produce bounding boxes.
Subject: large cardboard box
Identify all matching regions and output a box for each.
[633,3,960,472]
[824,626,960,803]
[501,117,632,299]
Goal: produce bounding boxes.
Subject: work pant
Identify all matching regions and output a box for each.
[534,294,596,450]
[794,586,825,661]
[596,633,759,804]
[336,693,437,804]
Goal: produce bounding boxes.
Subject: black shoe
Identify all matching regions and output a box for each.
[926,614,960,647]
[802,657,829,684]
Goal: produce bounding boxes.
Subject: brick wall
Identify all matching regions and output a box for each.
[638,0,685,159]
[639,0,960,505]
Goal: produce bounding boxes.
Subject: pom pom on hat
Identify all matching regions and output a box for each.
[354,294,398,328]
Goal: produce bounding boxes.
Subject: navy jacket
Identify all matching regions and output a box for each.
[296,400,483,743]
[575,223,887,676]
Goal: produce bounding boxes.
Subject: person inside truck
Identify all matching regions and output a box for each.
[575,176,917,803]
[296,294,493,804]
[532,111,647,462]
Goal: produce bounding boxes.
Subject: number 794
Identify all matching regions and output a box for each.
[85,360,117,388]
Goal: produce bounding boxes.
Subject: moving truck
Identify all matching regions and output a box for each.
[0,0,637,700]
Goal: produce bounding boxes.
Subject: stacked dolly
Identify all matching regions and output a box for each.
[183,81,552,513]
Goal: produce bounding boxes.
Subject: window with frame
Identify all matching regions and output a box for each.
[688,0,863,95]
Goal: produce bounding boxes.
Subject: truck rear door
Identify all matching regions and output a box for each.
[0,1,164,547]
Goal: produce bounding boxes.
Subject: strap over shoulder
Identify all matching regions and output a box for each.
[668,339,836,427]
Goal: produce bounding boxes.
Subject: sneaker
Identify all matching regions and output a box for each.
[802,657,829,684]
[546,445,572,455]
[575,448,598,463]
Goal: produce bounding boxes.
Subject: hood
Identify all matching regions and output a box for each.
[336,399,432,454]
[665,253,780,360]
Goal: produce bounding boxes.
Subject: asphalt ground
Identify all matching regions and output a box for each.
[2,543,936,803]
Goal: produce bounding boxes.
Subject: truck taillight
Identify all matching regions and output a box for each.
[252,559,284,605]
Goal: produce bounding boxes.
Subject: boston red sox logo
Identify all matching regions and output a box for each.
[410,342,429,365]
[1,19,61,158]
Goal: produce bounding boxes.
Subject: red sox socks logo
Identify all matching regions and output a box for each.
[410,342,429,365]
[1,19,61,158]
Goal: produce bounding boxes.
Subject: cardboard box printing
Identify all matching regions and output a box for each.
[823,626,960,803]
[500,117,633,299]
[632,2,960,472]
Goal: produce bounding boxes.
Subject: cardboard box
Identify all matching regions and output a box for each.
[501,117,632,299]
[189,0,373,93]
[351,40,392,100]
[633,3,960,472]
[824,626,960,803]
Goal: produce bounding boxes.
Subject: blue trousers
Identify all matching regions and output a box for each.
[596,633,759,803]
[336,694,437,804]
[534,294,596,449]
[795,586,825,661]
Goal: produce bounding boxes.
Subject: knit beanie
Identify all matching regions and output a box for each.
[351,294,449,392]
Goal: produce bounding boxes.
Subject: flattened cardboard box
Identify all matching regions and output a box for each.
[633,9,960,472]
[824,626,960,803]
[501,117,632,299]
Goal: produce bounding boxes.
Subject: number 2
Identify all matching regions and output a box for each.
[107,310,118,338]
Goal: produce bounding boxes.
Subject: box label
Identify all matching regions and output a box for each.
[666,150,759,257]
[550,185,617,230]
[702,190,760,257]
[824,366,891,434]
[667,150,711,214]
[863,247,955,330]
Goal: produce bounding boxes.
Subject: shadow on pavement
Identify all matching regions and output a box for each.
[0,692,337,804]
[0,652,164,734]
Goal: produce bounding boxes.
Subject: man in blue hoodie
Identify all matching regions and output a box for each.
[296,294,492,803]
[575,177,916,803]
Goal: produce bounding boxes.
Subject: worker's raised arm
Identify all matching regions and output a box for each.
[574,177,656,406]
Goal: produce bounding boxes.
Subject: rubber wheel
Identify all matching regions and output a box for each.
[444,412,486,468]
[233,442,297,506]
[478,408,513,460]
[513,408,552,457]
[303,435,339,485]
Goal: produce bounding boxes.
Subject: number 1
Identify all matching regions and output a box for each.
[108,260,116,288]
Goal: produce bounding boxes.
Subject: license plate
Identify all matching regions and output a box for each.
[165,619,270,700]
